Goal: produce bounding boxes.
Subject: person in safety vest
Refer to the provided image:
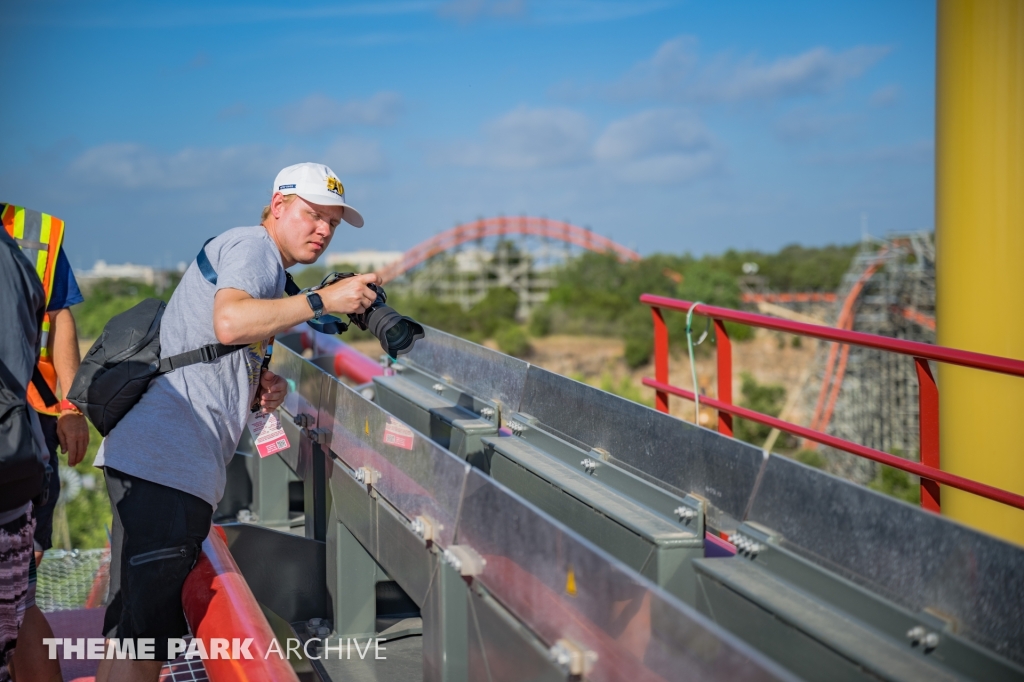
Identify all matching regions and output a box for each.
[1,203,87,682]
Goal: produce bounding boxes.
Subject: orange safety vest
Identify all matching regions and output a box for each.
[2,203,65,415]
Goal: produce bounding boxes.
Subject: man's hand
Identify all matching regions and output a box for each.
[257,369,288,413]
[319,273,382,316]
[57,412,90,466]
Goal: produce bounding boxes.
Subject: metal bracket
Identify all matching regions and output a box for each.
[442,544,486,577]
[306,427,330,444]
[409,515,439,545]
[673,494,704,530]
[353,466,380,488]
[293,413,314,429]
[549,638,596,677]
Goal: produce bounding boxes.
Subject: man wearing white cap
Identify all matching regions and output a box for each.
[95,163,378,681]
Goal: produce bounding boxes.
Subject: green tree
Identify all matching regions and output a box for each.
[734,373,786,445]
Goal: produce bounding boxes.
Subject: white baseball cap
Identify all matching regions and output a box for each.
[272,162,365,228]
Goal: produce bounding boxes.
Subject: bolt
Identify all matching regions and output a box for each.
[307,618,322,628]
[906,626,926,644]
[580,458,597,474]
[923,632,940,650]
[354,468,365,483]
[317,626,331,637]
[443,549,462,573]
[480,407,495,419]
[507,420,526,436]
[674,506,697,521]
[432,383,445,394]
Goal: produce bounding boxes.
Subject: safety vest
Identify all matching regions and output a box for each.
[2,203,64,415]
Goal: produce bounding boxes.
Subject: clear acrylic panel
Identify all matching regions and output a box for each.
[747,455,1024,667]
[325,373,470,548]
[269,343,309,418]
[518,366,766,532]
[455,469,792,682]
[403,327,530,415]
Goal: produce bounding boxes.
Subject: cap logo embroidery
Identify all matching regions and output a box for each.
[326,177,344,197]
[278,184,296,190]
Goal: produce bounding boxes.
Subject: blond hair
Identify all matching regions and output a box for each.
[261,194,297,223]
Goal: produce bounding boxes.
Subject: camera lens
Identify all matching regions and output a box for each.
[366,305,425,358]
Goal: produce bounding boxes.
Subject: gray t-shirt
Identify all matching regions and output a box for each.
[96,226,286,507]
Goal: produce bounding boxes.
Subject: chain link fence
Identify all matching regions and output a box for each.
[36,548,110,612]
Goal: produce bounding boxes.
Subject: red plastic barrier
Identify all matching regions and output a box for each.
[181,528,299,682]
[292,326,384,385]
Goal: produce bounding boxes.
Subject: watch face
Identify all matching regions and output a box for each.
[307,292,324,316]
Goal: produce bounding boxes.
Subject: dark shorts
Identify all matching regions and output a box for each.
[32,413,61,552]
[102,467,212,661]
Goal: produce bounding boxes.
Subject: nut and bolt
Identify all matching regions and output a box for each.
[906,626,939,650]
[732,534,764,556]
[580,458,597,474]
[480,407,495,419]
[674,506,697,521]
[293,413,313,428]
[507,420,526,436]
[432,383,445,394]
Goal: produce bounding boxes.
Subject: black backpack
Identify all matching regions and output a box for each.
[0,360,55,512]
[66,298,245,436]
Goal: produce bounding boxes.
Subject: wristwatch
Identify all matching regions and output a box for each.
[305,291,325,320]
[59,399,81,415]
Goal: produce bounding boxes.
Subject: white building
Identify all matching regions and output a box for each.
[325,250,403,273]
[76,260,157,285]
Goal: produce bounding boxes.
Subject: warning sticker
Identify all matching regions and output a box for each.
[383,417,414,450]
[247,411,292,458]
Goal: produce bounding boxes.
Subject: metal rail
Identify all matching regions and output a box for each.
[639,294,1024,513]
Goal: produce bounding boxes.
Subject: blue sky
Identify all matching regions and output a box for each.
[1,0,935,269]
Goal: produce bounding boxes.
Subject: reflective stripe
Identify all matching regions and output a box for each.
[2,205,65,409]
[39,319,50,358]
[14,237,47,250]
[11,205,25,239]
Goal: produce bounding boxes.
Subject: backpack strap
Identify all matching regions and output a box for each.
[196,238,348,335]
[157,342,247,374]
[31,366,58,408]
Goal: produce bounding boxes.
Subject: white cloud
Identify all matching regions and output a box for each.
[807,139,933,165]
[68,143,287,189]
[594,108,711,161]
[323,136,389,176]
[594,109,722,185]
[773,108,858,143]
[279,92,404,134]
[68,137,388,190]
[438,105,722,185]
[438,0,527,22]
[441,106,591,170]
[588,36,889,103]
[870,84,902,107]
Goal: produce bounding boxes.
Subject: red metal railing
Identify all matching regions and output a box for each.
[640,294,1024,514]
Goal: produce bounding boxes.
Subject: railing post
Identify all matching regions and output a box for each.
[652,306,670,413]
[915,357,941,513]
[714,319,733,437]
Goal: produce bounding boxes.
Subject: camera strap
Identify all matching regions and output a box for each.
[196,238,349,335]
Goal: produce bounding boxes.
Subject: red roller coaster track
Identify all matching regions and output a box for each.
[379,216,641,282]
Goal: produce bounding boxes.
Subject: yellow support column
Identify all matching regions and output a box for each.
[936,0,1024,544]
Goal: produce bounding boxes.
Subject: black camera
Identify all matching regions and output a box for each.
[312,272,424,358]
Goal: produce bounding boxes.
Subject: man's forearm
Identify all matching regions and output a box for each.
[214,291,314,345]
[50,308,81,396]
